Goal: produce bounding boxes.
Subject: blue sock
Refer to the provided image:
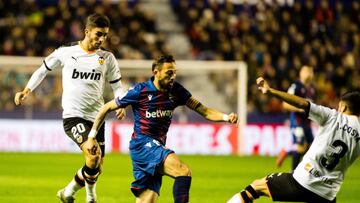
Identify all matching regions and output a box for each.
[173,176,191,203]
[292,152,301,172]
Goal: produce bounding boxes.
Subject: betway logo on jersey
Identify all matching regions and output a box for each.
[72,69,101,80]
[146,110,173,118]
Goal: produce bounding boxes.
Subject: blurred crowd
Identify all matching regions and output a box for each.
[0,0,168,118]
[0,0,168,59]
[1,0,360,120]
[171,0,360,113]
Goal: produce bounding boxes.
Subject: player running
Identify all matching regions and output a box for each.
[14,13,125,203]
[84,54,238,203]
[228,77,360,203]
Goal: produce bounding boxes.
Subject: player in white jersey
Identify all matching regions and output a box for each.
[14,14,125,203]
[228,77,360,203]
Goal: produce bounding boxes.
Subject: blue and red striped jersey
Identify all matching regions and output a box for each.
[288,80,316,127]
[115,77,192,144]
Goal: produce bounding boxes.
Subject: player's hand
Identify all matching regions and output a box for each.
[115,108,126,120]
[84,138,99,155]
[256,77,270,94]
[14,88,31,105]
[228,113,238,124]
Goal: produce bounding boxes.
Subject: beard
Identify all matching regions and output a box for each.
[88,38,101,50]
[159,79,173,91]
[93,42,101,49]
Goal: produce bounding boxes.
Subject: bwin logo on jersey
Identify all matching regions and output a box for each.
[72,69,101,80]
[146,110,173,118]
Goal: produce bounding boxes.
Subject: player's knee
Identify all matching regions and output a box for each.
[239,184,260,203]
[86,153,101,169]
[178,164,191,177]
[250,177,270,197]
[251,178,264,187]
[136,189,158,203]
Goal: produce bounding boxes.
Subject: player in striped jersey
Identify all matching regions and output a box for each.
[276,66,316,171]
[84,54,238,203]
[228,77,360,203]
[14,14,125,203]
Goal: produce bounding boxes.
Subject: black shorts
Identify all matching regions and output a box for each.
[63,117,106,157]
[266,173,336,203]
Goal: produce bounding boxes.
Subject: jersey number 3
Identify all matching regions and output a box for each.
[320,140,348,170]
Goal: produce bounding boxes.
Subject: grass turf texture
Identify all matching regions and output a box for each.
[1,153,359,203]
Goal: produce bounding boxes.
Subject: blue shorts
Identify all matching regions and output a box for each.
[129,135,173,197]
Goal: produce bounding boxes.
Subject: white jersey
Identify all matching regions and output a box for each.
[43,42,121,121]
[293,102,360,200]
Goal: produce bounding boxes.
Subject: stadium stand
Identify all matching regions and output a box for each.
[171,0,360,117]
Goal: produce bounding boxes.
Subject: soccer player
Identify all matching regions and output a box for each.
[84,54,238,203]
[14,14,125,203]
[227,77,360,203]
[276,65,316,171]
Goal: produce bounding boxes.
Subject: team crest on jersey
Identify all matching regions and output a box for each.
[304,162,313,171]
[145,142,152,148]
[148,94,153,101]
[75,135,83,143]
[98,56,105,65]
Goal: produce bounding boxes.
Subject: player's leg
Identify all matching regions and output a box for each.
[275,148,288,168]
[227,176,269,203]
[81,139,102,202]
[135,189,158,203]
[130,137,172,203]
[276,127,297,168]
[228,172,337,203]
[59,118,103,203]
[80,122,105,203]
[291,126,306,172]
[58,118,87,202]
[159,153,192,203]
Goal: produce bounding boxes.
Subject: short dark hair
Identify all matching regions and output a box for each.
[86,13,110,28]
[341,91,360,115]
[152,54,175,71]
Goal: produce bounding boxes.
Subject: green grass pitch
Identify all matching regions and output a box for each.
[1,153,359,203]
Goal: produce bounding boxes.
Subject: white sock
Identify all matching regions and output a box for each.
[227,193,242,203]
[86,182,97,201]
[64,179,83,197]
[63,168,84,197]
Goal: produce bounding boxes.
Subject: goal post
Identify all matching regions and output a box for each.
[0,56,247,154]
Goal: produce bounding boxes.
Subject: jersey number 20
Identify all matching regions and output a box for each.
[71,123,86,137]
[320,140,348,170]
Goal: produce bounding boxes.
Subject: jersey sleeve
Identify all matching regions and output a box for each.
[308,102,337,125]
[115,85,141,108]
[43,48,63,70]
[106,53,121,84]
[173,82,192,105]
[25,48,63,91]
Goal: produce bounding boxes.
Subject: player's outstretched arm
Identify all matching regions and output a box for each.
[14,64,51,105]
[14,87,31,105]
[282,101,305,113]
[186,96,238,123]
[257,77,309,111]
[84,100,119,154]
[110,80,127,120]
[90,100,119,137]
